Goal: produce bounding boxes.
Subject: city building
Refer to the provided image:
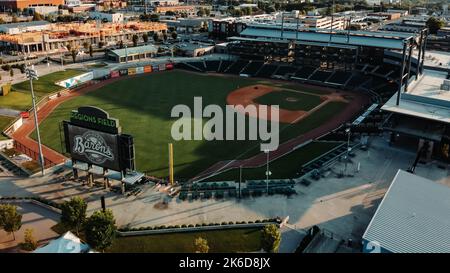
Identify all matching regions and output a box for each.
[89,11,124,23]
[174,42,214,57]
[0,20,50,35]
[362,170,450,253]
[0,0,64,10]
[106,44,158,62]
[0,21,167,54]
[154,5,196,16]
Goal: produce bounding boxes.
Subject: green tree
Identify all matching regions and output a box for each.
[0,204,22,240]
[9,69,14,78]
[426,17,445,34]
[132,34,139,47]
[33,12,43,21]
[89,44,93,57]
[12,15,18,23]
[197,8,205,17]
[82,42,89,50]
[65,43,71,51]
[150,13,159,22]
[261,224,281,253]
[117,40,124,49]
[60,197,87,236]
[194,237,209,253]
[171,31,177,40]
[84,209,116,252]
[20,228,38,251]
[142,33,149,43]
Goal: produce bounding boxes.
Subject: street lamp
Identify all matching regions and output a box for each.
[264,150,271,195]
[25,67,45,176]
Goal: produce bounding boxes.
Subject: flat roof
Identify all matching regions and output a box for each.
[382,69,450,124]
[109,44,158,58]
[363,170,450,253]
[236,27,412,50]
[0,20,49,29]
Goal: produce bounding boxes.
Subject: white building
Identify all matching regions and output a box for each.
[89,11,124,23]
[0,20,50,35]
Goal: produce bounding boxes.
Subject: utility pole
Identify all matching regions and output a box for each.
[264,150,271,194]
[25,67,45,176]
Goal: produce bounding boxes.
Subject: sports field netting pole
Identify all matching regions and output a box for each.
[169,143,174,185]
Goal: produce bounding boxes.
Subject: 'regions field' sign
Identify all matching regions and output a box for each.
[70,106,120,134]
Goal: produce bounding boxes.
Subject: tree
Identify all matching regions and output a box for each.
[71,49,77,63]
[84,209,116,252]
[20,228,38,251]
[0,204,22,240]
[60,197,87,236]
[65,43,71,52]
[132,34,139,47]
[197,8,206,17]
[89,44,93,57]
[163,33,168,42]
[12,15,18,23]
[142,33,149,44]
[426,17,445,34]
[82,42,89,50]
[150,13,159,22]
[171,31,178,40]
[33,12,43,21]
[117,40,124,49]
[261,224,281,253]
[194,237,209,253]
[10,69,14,78]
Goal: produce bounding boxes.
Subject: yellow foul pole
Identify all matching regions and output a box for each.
[169,143,174,185]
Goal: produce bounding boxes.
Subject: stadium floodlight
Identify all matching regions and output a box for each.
[25,67,45,176]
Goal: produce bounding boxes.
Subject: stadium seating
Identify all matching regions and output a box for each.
[218,60,233,73]
[327,71,352,85]
[205,60,220,72]
[256,64,278,78]
[309,70,333,82]
[293,66,316,79]
[226,60,250,74]
[273,66,298,78]
[240,61,264,76]
[175,62,203,72]
[186,61,206,72]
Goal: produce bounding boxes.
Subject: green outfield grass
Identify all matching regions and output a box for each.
[107,228,262,253]
[32,70,349,180]
[254,89,323,111]
[208,141,343,181]
[0,69,84,111]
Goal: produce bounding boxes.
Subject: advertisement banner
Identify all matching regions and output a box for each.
[144,65,152,73]
[158,63,166,71]
[166,63,174,70]
[56,72,94,89]
[119,69,128,76]
[110,71,120,78]
[136,67,144,74]
[128,67,136,75]
[67,124,121,171]
[152,65,159,72]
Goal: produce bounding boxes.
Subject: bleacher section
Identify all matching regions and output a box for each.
[327,71,352,85]
[273,66,298,78]
[205,60,220,72]
[226,60,250,74]
[218,60,233,73]
[256,64,278,78]
[293,66,316,79]
[175,62,203,72]
[240,61,264,76]
[309,70,333,82]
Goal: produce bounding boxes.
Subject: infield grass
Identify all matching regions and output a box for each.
[32,70,349,180]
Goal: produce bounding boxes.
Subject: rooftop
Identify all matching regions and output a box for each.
[363,170,450,253]
[109,44,158,57]
[232,25,416,50]
[0,20,49,29]
[382,69,450,124]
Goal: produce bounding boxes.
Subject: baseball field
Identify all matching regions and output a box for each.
[32,70,361,180]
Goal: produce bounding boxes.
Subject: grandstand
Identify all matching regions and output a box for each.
[240,61,264,76]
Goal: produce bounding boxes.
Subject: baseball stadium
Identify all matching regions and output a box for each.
[2,25,428,189]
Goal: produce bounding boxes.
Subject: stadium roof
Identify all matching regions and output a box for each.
[363,170,450,253]
[109,45,158,58]
[232,25,417,50]
[382,69,450,124]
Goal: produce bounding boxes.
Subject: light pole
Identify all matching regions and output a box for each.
[238,165,242,199]
[264,150,271,194]
[344,128,351,176]
[125,45,128,63]
[25,67,45,176]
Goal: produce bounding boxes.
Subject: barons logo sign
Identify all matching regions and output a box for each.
[73,131,114,165]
